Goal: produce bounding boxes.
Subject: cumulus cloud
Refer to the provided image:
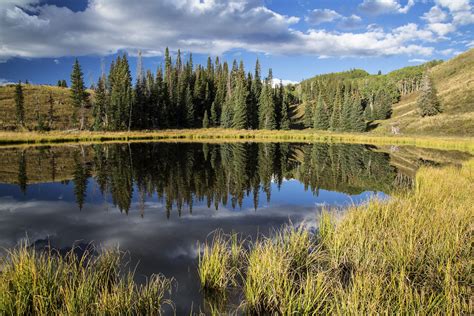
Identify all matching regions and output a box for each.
[358,0,415,15]
[427,22,456,36]
[0,78,15,86]
[435,0,474,25]
[422,6,448,23]
[305,8,362,30]
[305,9,341,25]
[0,0,440,60]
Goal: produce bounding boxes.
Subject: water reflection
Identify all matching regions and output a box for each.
[4,142,406,213]
[0,142,470,314]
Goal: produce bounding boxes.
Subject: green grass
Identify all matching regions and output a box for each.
[0,243,173,315]
[197,231,243,293]
[0,129,473,153]
[199,159,474,314]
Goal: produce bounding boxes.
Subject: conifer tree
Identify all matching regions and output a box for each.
[351,94,366,132]
[202,110,209,128]
[303,101,313,128]
[210,101,218,127]
[330,89,342,131]
[93,76,107,130]
[313,94,329,130]
[221,74,234,128]
[14,81,25,128]
[258,73,276,130]
[232,72,248,129]
[185,84,194,127]
[280,90,290,130]
[340,93,352,131]
[70,58,87,130]
[417,72,441,117]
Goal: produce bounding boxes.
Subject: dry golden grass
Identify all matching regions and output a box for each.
[201,159,474,314]
[0,84,93,130]
[374,49,474,136]
[0,129,472,153]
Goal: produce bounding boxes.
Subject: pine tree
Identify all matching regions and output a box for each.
[93,76,107,130]
[330,90,342,131]
[70,58,87,130]
[303,101,313,128]
[210,101,218,127]
[417,72,441,117]
[280,90,290,130]
[14,81,25,128]
[313,94,329,130]
[185,84,194,127]
[61,80,67,88]
[221,74,234,128]
[258,75,276,130]
[202,110,209,128]
[351,94,366,132]
[232,74,248,129]
[340,93,352,131]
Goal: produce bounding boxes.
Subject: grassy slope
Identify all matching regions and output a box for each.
[373,49,474,136]
[0,84,93,130]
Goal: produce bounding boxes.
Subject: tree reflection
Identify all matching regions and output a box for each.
[14,142,404,213]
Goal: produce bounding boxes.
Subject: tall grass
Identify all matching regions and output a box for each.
[199,159,474,314]
[197,231,243,292]
[0,243,173,315]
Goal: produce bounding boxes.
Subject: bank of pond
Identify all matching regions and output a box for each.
[0,141,472,314]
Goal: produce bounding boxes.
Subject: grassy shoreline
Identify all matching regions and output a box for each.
[0,129,473,153]
[198,159,474,314]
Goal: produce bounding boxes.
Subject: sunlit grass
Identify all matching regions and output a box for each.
[0,243,173,315]
[197,231,243,292]
[200,158,474,314]
[0,129,473,153]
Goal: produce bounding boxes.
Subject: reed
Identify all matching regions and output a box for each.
[202,159,474,314]
[0,243,173,315]
[197,231,243,292]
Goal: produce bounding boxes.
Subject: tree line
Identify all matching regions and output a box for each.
[69,49,296,131]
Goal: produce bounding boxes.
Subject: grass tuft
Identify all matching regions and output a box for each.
[0,243,173,315]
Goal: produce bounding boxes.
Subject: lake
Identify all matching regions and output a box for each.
[0,142,470,314]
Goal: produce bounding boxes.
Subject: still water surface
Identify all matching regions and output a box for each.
[0,142,468,313]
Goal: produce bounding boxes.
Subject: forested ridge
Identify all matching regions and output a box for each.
[3,47,470,134]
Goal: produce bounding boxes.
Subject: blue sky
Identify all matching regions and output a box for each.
[0,0,473,85]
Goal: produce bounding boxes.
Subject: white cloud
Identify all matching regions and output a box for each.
[435,0,474,26]
[427,22,456,36]
[408,58,428,63]
[305,9,362,30]
[0,78,15,86]
[271,78,299,87]
[358,0,415,15]
[53,59,60,64]
[0,0,438,60]
[467,40,474,48]
[305,9,341,25]
[422,6,448,23]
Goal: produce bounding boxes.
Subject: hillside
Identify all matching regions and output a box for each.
[0,84,93,130]
[372,49,474,136]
